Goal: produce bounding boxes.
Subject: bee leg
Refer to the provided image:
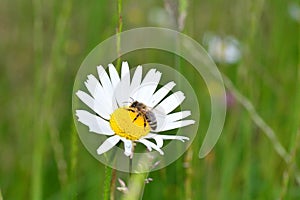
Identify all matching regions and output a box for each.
[126,108,135,113]
[143,115,147,129]
[132,113,140,122]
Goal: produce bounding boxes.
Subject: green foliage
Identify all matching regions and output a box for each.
[0,0,299,199]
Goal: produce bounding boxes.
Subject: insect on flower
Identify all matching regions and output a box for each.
[127,100,157,130]
[75,61,195,157]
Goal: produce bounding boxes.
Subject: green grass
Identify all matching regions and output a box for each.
[0,0,300,199]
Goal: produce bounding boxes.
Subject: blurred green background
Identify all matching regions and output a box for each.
[1,0,300,199]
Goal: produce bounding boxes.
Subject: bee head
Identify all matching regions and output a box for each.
[131,101,138,107]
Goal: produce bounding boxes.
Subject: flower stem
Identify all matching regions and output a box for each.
[122,173,148,200]
[110,168,117,200]
[116,0,123,71]
[103,145,119,200]
[103,166,113,200]
[103,0,124,198]
[184,148,193,200]
[129,157,133,177]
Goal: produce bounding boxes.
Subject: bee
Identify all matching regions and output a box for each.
[126,101,157,130]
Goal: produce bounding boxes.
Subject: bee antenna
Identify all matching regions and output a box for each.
[123,97,135,105]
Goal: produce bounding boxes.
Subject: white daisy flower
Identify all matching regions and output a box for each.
[203,33,241,64]
[288,3,300,22]
[75,61,195,157]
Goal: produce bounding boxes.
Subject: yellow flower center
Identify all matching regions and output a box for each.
[109,107,151,140]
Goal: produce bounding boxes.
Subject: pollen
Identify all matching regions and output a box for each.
[109,108,151,140]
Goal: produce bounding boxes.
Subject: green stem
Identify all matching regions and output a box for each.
[31,0,44,199]
[279,129,300,199]
[0,188,3,200]
[279,20,300,200]
[31,118,45,200]
[103,166,113,200]
[223,75,290,163]
[31,0,72,199]
[103,0,123,199]
[129,157,133,177]
[116,0,123,71]
[122,173,148,200]
[184,148,193,200]
[110,168,117,200]
[69,124,78,199]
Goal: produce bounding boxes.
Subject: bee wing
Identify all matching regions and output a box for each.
[152,107,167,116]
[151,108,167,131]
[145,110,156,119]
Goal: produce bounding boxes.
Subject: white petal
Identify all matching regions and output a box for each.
[97,135,121,155]
[142,133,189,147]
[148,81,176,107]
[97,65,113,96]
[150,133,189,142]
[165,111,191,123]
[76,110,114,135]
[151,110,192,132]
[156,120,195,132]
[84,74,101,98]
[108,63,120,89]
[120,138,133,157]
[141,133,164,148]
[84,74,114,114]
[138,139,164,155]
[140,69,162,102]
[116,62,131,106]
[130,65,142,94]
[76,90,96,111]
[131,69,161,105]
[156,91,185,114]
[121,61,130,81]
[76,90,110,120]
[138,139,152,151]
[97,65,118,110]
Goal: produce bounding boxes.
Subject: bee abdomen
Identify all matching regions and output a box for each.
[147,119,157,130]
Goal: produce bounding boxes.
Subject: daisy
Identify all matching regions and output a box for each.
[203,33,241,64]
[288,3,300,22]
[75,61,195,157]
